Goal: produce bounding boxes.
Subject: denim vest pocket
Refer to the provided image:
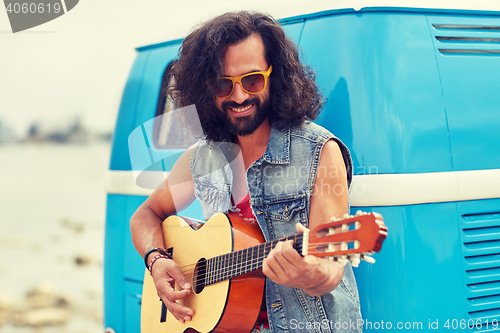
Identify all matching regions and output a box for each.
[339,263,359,306]
[263,195,308,241]
[338,280,357,304]
[264,195,307,222]
[337,265,360,307]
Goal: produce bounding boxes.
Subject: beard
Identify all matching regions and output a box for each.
[220,96,271,137]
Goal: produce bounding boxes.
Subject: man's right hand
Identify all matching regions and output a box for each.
[150,258,195,323]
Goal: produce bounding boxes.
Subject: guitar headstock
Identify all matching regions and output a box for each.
[305,211,387,267]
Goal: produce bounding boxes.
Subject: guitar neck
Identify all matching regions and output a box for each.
[204,233,304,286]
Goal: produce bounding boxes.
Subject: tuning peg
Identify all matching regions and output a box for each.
[361,255,376,264]
[355,210,365,216]
[351,255,361,267]
[329,256,339,262]
[343,213,352,219]
[332,255,349,267]
[329,216,341,222]
[337,257,349,267]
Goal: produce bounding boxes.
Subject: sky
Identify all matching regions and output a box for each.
[1,0,499,136]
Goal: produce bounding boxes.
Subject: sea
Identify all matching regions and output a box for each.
[0,142,110,332]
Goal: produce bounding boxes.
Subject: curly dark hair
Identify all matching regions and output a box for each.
[170,11,324,142]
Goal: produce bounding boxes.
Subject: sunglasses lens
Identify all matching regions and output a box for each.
[220,79,234,97]
[209,78,234,98]
[241,73,265,93]
[208,70,268,98]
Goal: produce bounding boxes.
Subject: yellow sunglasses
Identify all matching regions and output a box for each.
[207,65,273,98]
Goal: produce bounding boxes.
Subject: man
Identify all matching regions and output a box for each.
[130,11,361,333]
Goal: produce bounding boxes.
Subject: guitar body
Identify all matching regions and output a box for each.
[141,211,388,332]
[141,213,266,333]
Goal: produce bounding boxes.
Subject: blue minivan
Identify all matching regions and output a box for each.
[104,6,500,333]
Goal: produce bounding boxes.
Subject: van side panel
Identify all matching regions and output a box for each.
[299,12,453,175]
[457,198,500,326]
[428,15,500,171]
[104,195,145,333]
[105,51,151,332]
[110,52,150,171]
[105,9,500,333]
[297,10,500,332]
[105,43,183,332]
[104,195,127,333]
[348,203,464,326]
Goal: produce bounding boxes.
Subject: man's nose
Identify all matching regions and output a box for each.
[229,82,250,104]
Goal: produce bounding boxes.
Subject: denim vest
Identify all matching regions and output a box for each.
[190,121,362,333]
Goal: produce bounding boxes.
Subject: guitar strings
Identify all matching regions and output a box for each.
[169,229,358,287]
[175,234,341,275]
[177,246,340,285]
[174,235,302,286]
[180,253,273,286]
[178,246,286,276]
[178,244,350,287]
[173,226,339,273]
[175,235,348,275]
[179,246,356,287]
[177,245,364,288]
[177,243,350,286]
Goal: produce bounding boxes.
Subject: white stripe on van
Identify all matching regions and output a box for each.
[105,170,168,197]
[105,169,500,207]
[350,169,500,206]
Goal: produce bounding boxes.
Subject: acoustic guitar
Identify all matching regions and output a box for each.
[141,211,387,333]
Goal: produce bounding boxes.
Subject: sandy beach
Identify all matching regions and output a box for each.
[0,142,110,333]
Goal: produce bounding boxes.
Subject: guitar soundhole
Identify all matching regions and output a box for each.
[192,258,207,294]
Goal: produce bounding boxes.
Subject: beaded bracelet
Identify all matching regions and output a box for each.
[143,247,172,269]
[148,254,170,275]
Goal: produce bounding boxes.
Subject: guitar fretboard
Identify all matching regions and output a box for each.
[204,233,304,286]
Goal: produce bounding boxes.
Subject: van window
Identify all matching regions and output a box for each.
[153,62,198,149]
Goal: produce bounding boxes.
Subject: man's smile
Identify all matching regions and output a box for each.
[227,103,256,117]
[230,104,253,113]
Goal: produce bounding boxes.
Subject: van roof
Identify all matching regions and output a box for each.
[136,5,500,52]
